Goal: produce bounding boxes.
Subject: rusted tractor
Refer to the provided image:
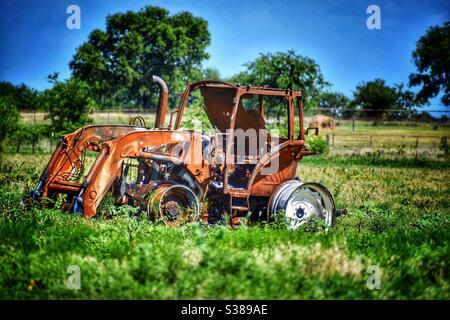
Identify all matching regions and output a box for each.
[32,76,343,228]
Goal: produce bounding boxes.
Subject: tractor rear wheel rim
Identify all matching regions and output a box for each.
[268,181,336,229]
[285,187,327,228]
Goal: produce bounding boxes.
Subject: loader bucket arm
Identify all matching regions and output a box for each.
[32,125,148,199]
[76,130,206,218]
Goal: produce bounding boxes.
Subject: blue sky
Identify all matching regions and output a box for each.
[0,0,448,109]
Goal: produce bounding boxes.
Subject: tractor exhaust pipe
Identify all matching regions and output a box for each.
[152,75,169,128]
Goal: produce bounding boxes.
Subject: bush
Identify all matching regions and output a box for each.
[0,96,20,151]
[44,78,96,135]
[180,92,213,132]
[10,124,48,153]
[439,137,449,156]
[306,135,329,154]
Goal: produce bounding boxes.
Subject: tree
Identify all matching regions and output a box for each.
[391,83,418,120]
[0,96,20,151]
[318,91,350,117]
[409,22,449,106]
[69,6,211,109]
[200,67,221,80]
[352,79,399,119]
[230,50,330,119]
[395,83,417,110]
[0,81,42,111]
[11,124,47,153]
[44,77,96,134]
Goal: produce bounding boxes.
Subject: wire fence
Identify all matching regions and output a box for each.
[13,108,450,157]
[20,107,450,125]
[325,133,447,158]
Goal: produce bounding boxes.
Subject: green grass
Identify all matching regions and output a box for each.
[0,153,449,299]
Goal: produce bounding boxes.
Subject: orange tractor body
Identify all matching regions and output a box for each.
[32,76,341,227]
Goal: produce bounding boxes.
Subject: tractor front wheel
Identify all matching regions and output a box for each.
[146,184,200,227]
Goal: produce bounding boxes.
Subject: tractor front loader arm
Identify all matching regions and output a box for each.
[75,130,206,218]
[32,125,147,199]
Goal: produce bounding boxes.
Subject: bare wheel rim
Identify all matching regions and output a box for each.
[269,181,336,229]
[147,184,200,227]
[285,183,335,228]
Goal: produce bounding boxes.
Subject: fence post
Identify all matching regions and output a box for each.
[50,132,54,153]
[332,133,335,146]
[326,133,330,146]
[352,114,355,132]
[440,136,448,156]
[415,136,419,160]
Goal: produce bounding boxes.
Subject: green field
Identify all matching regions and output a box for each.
[0,152,449,299]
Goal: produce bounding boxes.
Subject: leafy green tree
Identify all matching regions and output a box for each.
[391,83,418,120]
[0,81,42,111]
[394,83,417,110]
[230,50,330,119]
[10,124,32,153]
[44,77,96,134]
[409,22,449,106]
[352,79,399,119]
[0,96,20,151]
[200,67,221,80]
[11,124,47,153]
[69,6,211,109]
[318,91,350,117]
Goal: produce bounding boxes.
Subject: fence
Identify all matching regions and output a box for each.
[13,108,450,157]
[324,132,447,158]
[21,107,450,125]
